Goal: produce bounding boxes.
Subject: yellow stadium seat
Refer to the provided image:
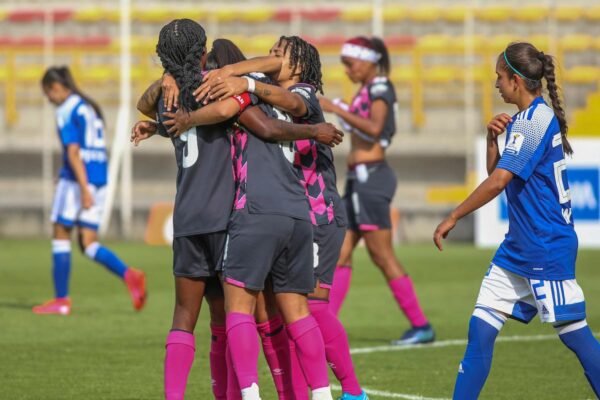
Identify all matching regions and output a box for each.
[80,65,117,83]
[0,65,8,80]
[489,35,520,53]
[459,65,490,82]
[74,7,119,23]
[593,37,600,51]
[416,35,451,53]
[341,5,372,23]
[390,65,415,84]
[240,9,275,23]
[322,65,347,84]
[132,7,171,23]
[562,66,600,84]
[443,5,469,23]
[584,5,600,21]
[570,109,600,136]
[409,5,442,23]
[513,5,549,22]
[559,34,593,52]
[552,6,584,22]
[212,8,238,23]
[527,35,550,52]
[15,65,45,82]
[222,35,251,55]
[383,5,408,22]
[247,35,278,55]
[475,6,512,22]
[423,65,459,84]
[131,36,155,53]
[449,35,487,53]
[0,10,7,21]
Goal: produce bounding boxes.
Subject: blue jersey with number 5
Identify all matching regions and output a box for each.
[55,94,108,186]
[493,96,577,280]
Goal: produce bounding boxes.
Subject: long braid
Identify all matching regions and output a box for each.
[279,35,324,94]
[542,54,572,155]
[156,19,206,112]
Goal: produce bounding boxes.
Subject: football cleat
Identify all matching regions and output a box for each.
[32,297,71,315]
[391,324,435,346]
[124,267,147,311]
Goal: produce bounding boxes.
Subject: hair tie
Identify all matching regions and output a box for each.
[503,51,527,79]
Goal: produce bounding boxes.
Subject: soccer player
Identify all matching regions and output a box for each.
[320,37,434,345]
[197,35,368,400]
[434,42,600,399]
[33,66,146,316]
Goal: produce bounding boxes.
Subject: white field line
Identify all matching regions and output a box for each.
[331,384,449,400]
[350,333,577,355]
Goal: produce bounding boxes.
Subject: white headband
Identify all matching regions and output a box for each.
[341,43,381,63]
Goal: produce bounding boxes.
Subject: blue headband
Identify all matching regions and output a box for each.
[503,51,528,79]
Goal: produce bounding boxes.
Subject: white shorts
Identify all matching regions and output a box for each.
[50,178,106,231]
[476,264,586,324]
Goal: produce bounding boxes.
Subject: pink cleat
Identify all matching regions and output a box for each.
[32,298,71,315]
[124,267,147,311]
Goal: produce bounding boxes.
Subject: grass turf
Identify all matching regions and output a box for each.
[0,239,598,399]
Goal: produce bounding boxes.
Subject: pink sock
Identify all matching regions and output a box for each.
[226,312,260,390]
[329,265,352,316]
[289,340,309,400]
[210,325,228,400]
[164,330,195,400]
[226,344,242,400]
[286,315,330,390]
[389,275,429,328]
[257,315,294,399]
[309,300,362,395]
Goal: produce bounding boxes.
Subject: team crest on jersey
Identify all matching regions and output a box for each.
[370,83,388,96]
[505,131,525,154]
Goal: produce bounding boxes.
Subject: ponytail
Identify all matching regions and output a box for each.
[41,66,104,121]
[541,54,572,156]
[370,37,391,76]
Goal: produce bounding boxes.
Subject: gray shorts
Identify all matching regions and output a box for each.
[344,161,397,232]
[222,209,314,293]
[313,223,346,288]
[173,232,227,278]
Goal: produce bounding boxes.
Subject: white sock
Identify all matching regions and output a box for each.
[312,386,333,400]
[241,383,261,400]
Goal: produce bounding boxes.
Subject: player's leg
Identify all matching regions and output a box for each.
[33,179,76,315]
[329,229,361,316]
[255,281,295,400]
[205,277,228,400]
[310,224,366,400]
[165,276,206,400]
[78,227,146,310]
[362,229,433,345]
[453,265,533,399]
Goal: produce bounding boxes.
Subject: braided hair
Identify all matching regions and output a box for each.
[278,36,323,94]
[156,19,206,112]
[500,42,572,155]
[41,66,104,120]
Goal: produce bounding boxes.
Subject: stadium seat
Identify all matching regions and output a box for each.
[300,9,341,22]
[213,8,238,23]
[240,9,275,23]
[313,35,346,56]
[131,36,156,53]
[322,65,347,84]
[273,8,293,23]
[408,5,442,23]
[15,65,45,82]
[384,35,417,52]
[0,10,7,21]
[443,5,469,23]
[7,9,44,22]
[390,65,415,84]
[552,5,584,22]
[247,35,278,55]
[79,65,117,83]
[559,34,593,52]
[416,35,452,53]
[132,7,172,23]
[527,34,551,52]
[73,7,120,23]
[341,5,372,23]
[513,5,549,22]
[562,66,600,84]
[584,5,600,21]
[475,6,511,23]
[0,65,8,81]
[382,5,408,22]
[488,35,520,53]
[423,65,460,84]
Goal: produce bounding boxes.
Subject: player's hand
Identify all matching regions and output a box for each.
[194,66,235,103]
[162,111,191,137]
[486,113,512,139]
[162,73,179,111]
[433,215,457,251]
[131,120,158,146]
[314,122,344,147]
[318,97,337,113]
[81,188,94,210]
[208,77,248,101]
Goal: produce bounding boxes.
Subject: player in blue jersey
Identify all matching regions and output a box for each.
[34,66,146,315]
[434,42,600,399]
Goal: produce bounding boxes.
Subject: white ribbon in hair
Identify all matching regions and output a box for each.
[341,43,382,63]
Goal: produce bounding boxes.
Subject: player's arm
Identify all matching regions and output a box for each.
[486,114,512,176]
[66,144,93,209]
[207,78,307,117]
[238,106,342,146]
[131,120,159,146]
[162,98,243,136]
[137,79,162,119]
[433,168,514,250]
[320,97,387,138]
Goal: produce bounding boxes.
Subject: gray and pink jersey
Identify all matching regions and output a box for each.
[349,76,397,148]
[231,99,311,222]
[289,84,346,227]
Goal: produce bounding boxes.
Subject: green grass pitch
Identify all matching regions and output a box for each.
[1,239,598,399]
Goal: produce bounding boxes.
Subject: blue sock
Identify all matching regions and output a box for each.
[557,320,600,397]
[453,308,506,400]
[85,242,128,279]
[52,240,71,298]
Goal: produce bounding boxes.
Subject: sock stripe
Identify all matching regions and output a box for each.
[473,308,505,331]
[264,325,284,338]
[52,239,71,253]
[84,242,101,259]
[555,319,588,336]
[474,305,507,324]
